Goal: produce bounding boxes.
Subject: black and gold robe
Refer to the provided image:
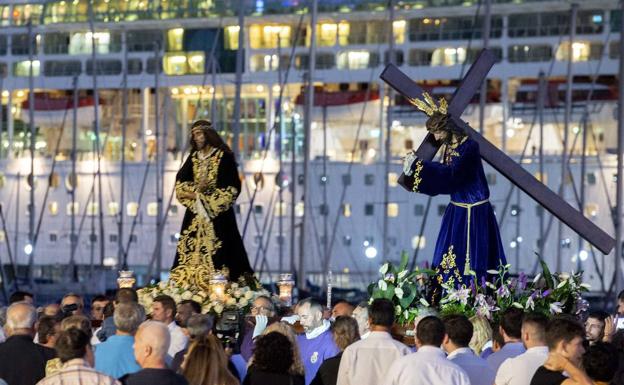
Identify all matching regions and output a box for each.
[170,148,252,288]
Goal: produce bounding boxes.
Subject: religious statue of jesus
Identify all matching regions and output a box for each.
[170,120,253,288]
[402,94,506,286]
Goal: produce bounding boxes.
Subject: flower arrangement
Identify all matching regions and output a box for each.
[368,252,435,325]
[137,274,270,316]
[370,255,590,324]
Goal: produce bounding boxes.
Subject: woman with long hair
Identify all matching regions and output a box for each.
[311,315,360,385]
[244,332,304,385]
[181,335,239,385]
[251,321,304,377]
[170,120,253,288]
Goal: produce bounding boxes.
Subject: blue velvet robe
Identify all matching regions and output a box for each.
[408,137,506,286]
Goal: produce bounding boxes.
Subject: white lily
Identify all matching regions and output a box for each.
[379,263,389,275]
[549,302,563,314]
[378,280,388,291]
[419,298,430,307]
[395,287,404,299]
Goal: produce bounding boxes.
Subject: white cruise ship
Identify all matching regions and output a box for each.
[0,0,619,297]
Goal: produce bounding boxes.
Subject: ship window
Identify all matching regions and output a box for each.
[364,203,374,216]
[412,235,426,250]
[254,204,263,215]
[486,173,497,185]
[431,47,466,66]
[69,32,121,55]
[49,232,58,243]
[337,50,379,70]
[343,235,351,246]
[414,204,424,216]
[274,202,287,217]
[44,61,82,77]
[127,59,143,75]
[276,234,285,245]
[387,203,399,217]
[319,204,328,216]
[86,59,122,75]
[508,45,552,63]
[169,205,179,215]
[364,174,375,185]
[295,202,304,217]
[67,202,80,216]
[249,24,291,49]
[0,230,5,243]
[129,234,137,243]
[127,202,139,217]
[147,202,158,217]
[48,201,58,216]
[388,173,399,187]
[342,174,351,186]
[127,30,163,52]
[87,202,99,217]
[342,203,351,217]
[437,204,446,216]
[556,41,603,62]
[587,172,596,185]
[89,233,97,243]
[224,26,239,50]
[13,60,40,77]
[109,233,118,243]
[108,202,120,216]
[408,49,433,66]
[584,203,599,218]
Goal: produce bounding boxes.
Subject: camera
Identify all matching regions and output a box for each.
[61,303,79,318]
[214,309,243,354]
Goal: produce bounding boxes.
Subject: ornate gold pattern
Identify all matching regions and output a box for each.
[171,149,238,291]
[408,91,448,117]
[443,136,468,165]
[435,245,463,285]
[412,159,424,192]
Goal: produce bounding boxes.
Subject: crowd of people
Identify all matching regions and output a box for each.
[0,288,622,385]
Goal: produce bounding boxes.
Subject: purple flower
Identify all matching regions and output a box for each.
[518,272,527,290]
[480,276,487,289]
[542,289,551,297]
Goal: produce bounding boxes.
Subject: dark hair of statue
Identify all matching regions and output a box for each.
[190,120,232,154]
[425,112,466,144]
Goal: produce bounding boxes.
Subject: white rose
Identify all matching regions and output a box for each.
[209,293,219,301]
[226,297,237,306]
[244,291,255,300]
[158,281,168,290]
[231,283,239,289]
[181,291,193,300]
[143,297,153,307]
[172,294,182,303]
[214,303,224,314]
[397,270,407,280]
[233,289,243,298]
[191,295,204,304]
[238,298,248,307]
[201,304,212,314]
[395,305,401,315]
[197,290,207,298]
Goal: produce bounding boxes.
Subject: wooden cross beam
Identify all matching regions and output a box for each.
[380,49,615,255]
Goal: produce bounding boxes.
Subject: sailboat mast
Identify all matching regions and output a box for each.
[232,0,245,158]
[382,0,395,260]
[70,76,78,279]
[479,0,491,135]
[26,20,35,284]
[88,3,105,268]
[120,33,128,269]
[557,3,578,271]
[300,0,317,291]
[154,42,163,280]
[616,1,624,296]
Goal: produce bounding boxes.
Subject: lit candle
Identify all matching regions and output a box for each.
[209,273,228,301]
[277,273,295,306]
[117,270,136,289]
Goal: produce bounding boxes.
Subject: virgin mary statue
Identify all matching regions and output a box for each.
[402,94,506,287]
[170,120,253,288]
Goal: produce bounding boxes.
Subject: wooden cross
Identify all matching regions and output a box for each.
[380,49,615,255]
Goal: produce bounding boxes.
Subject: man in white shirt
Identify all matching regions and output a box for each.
[351,302,370,339]
[150,295,188,362]
[383,316,470,385]
[495,312,549,385]
[487,308,526,373]
[337,298,411,385]
[443,314,495,385]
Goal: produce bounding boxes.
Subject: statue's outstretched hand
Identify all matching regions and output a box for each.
[403,150,417,176]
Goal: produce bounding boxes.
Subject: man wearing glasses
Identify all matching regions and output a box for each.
[240,296,276,362]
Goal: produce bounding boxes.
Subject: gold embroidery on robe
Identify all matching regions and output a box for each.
[170,150,238,290]
[412,159,424,192]
[435,245,463,285]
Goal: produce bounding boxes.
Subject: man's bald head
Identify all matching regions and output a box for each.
[6,302,37,336]
[332,301,354,318]
[134,321,170,367]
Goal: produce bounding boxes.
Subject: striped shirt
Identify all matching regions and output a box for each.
[37,359,120,385]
